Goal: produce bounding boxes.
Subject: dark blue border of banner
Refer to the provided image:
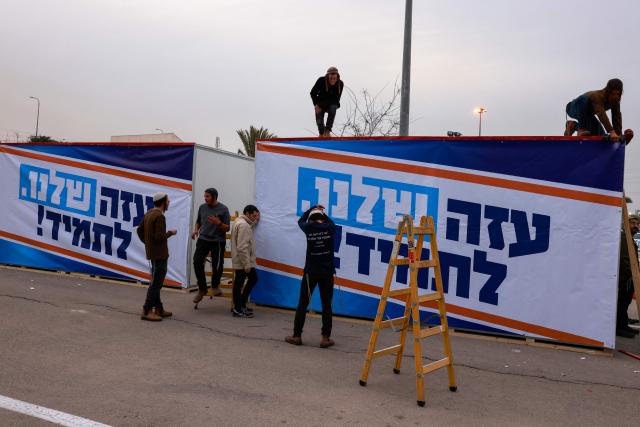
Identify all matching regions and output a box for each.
[9,144,195,181]
[263,137,625,192]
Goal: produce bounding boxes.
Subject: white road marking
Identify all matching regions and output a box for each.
[0,395,111,427]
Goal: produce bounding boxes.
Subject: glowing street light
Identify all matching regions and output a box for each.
[474,107,487,136]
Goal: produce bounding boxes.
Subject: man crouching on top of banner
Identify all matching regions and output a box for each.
[136,192,177,322]
[286,205,336,348]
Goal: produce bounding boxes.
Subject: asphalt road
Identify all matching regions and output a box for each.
[1,266,639,426]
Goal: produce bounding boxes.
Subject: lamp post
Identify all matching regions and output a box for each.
[29,96,40,137]
[473,107,487,136]
[399,0,413,136]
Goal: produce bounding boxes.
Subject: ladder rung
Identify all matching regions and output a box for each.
[380,316,407,329]
[413,226,434,235]
[418,292,442,303]
[372,344,402,358]
[419,325,444,339]
[387,288,412,297]
[390,258,410,266]
[422,357,450,374]
[414,260,436,269]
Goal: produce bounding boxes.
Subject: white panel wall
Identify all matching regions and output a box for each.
[187,145,255,287]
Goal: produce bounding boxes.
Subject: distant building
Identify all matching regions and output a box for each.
[110,133,183,143]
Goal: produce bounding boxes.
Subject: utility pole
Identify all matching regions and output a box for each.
[399,0,413,136]
[474,107,487,136]
[29,96,40,137]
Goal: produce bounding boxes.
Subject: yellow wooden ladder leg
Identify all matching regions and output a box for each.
[428,216,457,393]
[392,297,412,374]
[359,218,406,386]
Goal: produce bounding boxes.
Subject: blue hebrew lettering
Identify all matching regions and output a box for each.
[508,210,551,257]
[333,225,342,269]
[19,164,96,216]
[484,205,509,250]
[377,239,408,284]
[445,199,481,245]
[62,215,72,233]
[346,232,376,275]
[99,187,119,219]
[72,218,91,249]
[113,222,131,260]
[120,191,134,222]
[92,223,113,255]
[297,167,439,235]
[435,251,471,299]
[473,250,507,305]
[45,210,62,240]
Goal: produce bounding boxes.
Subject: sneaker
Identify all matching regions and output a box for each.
[158,308,172,318]
[564,120,577,136]
[242,306,254,314]
[211,287,223,297]
[285,335,303,345]
[320,335,335,348]
[242,308,254,318]
[141,308,162,322]
[629,319,639,325]
[193,291,205,304]
[232,308,246,317]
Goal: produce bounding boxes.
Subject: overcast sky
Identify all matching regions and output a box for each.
[2,0,639,208]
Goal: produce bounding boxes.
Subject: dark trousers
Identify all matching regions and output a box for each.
[232,268,258,310]
[566,95,606,136]
[144,258,167,311]
[617,277,634,329]
[293,273,334,337]
[315,104,338,135]
[193,239,225,293]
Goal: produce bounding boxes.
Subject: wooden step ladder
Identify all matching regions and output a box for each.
[358,214,457,407]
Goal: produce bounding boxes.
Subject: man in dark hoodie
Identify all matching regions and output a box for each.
[564,78,634,143]
[310,66,344,137]
[285,205,337,348]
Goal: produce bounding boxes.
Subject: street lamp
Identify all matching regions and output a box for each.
[399,0,413,136]
[29,96,40,137]
[473,107,487,136]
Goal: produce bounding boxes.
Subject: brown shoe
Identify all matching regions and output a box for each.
[141,308,162,322]
[158,308,172,318]
[193,291,205,303]
[285,335,303,346]
[211,287,223,297]
[320,336,335,348]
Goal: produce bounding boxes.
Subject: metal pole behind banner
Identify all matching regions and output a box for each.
[399,0,413,136]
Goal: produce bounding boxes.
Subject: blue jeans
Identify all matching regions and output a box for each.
[565,95,606,136]
[315,104,338,135]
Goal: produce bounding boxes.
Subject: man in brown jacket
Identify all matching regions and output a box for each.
[136,192,177,321]
[564,78,634,143]
[230,205,260,317]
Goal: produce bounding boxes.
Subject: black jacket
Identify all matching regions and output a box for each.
[310,76,344,109]
[298,208,336,275]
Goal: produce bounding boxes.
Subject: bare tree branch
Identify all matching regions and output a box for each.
[338,80,401,137]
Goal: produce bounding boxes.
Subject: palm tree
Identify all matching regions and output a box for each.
[236,126,276,157]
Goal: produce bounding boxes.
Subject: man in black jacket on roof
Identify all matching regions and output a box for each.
[285,205,337,348]
[310,66,344,137]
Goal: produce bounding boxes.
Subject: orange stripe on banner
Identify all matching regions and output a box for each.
[256,257,604,347]
[0,230,183,288]
[257,144,621,207]
[0,145,192,191]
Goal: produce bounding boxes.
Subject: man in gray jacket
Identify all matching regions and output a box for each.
[230,205,260,317]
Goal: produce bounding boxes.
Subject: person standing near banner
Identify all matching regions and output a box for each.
[136,192,177,322]
[230,204,260,318]
[310,66,344,137]
[617,214,639,338]
[285,205,336,348]
[191,188,230,304]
